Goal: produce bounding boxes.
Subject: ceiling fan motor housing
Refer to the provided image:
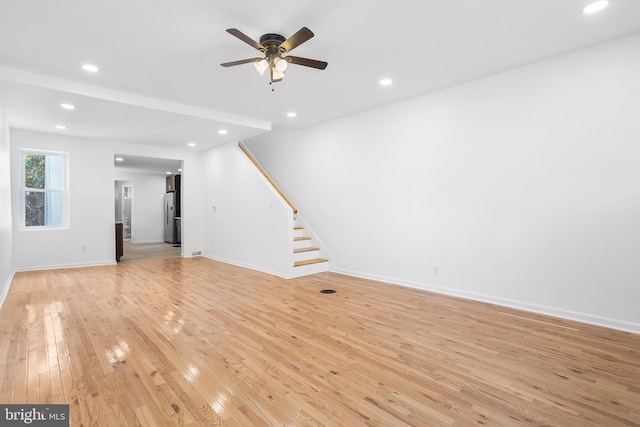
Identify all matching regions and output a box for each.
[259,33,287,52]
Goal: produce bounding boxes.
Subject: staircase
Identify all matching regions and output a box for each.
[292,225,328,275]
[237,142,329,277]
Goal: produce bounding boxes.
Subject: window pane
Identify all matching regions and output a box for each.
[45,192,64,226]
[24,154,46,189]
[25,191,45,226]
[44,191,64,227]
[24,191,64,227]
[46,155,65,190]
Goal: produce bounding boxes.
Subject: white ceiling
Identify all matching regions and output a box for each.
[114,155,182,176]
[1,0,640,155]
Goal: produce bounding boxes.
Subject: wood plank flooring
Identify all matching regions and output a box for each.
[120,240,181,262]
[0,257,638,426]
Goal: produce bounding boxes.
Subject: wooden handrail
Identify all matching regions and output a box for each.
[238,142,298,214]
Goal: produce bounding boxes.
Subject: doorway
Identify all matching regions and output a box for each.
[114,155,183,262]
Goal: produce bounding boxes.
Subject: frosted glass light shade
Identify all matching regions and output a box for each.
[274,57,288,72]
[253,59,268,75]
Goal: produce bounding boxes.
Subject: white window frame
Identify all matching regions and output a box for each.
[20,149,69,230]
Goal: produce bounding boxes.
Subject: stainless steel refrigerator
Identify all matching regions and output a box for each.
[164,192,176,244]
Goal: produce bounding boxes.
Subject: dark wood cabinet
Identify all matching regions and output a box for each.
[166,175,175,192]
[174,175,181,217]
[166,174,181,216]
[115,222,123,262]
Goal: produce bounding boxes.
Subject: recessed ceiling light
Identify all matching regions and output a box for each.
[287,112,297,118]
[188,142,196,147]
[115,157,124,162]
[218,129,228,135]
[583,0,609,14]
[166,171,172,175]
[55,125,66,130]
[178,168,182,172]
[380,78,393,86]
[82,64,99,72]
[60,103,75,110]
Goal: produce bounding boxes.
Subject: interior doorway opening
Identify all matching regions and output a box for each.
[114,154,183,262]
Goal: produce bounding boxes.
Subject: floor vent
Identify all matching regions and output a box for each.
[320,289,336,294]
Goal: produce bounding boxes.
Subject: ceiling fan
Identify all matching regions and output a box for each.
[221,27,328,83]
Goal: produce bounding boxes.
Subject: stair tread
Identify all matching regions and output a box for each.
[294,226,303,230]
[294,247,320,253]
[294,258,329,267]
[294,236,312,241]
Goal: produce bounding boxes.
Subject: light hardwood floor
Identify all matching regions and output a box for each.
[120,240,181,262]
[0,257,638,426]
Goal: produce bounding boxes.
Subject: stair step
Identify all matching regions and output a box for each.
[294,237,311,241]
[293,226,305,238]
[294,247,319,253]
[294,258,329,267]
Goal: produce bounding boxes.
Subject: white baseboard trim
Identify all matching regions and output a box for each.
[202,255,331,279]
[0,270,16,308]
[333,268,640,335]
[14,259,117,272]
[203,255,289,279]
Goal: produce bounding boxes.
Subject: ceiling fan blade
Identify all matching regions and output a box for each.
[279,27,314,53]
[220,58,262,67]
[285,56,328,70]
[226,28,265,52]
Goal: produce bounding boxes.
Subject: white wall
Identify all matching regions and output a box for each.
[245,33,640,333]
[113,172,165,244]
[203,142,293,276]
[9,131,206,270]
[0,96,13,304]
[11,129,115,270]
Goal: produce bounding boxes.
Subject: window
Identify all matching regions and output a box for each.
[21,150,68,228]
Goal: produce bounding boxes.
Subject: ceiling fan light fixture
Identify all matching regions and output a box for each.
[274,56,288,72]
[222,27,327,83]
[272,67,285,81]
[253,59,268,75]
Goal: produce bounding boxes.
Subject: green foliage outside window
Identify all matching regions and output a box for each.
[24,154,46,189]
